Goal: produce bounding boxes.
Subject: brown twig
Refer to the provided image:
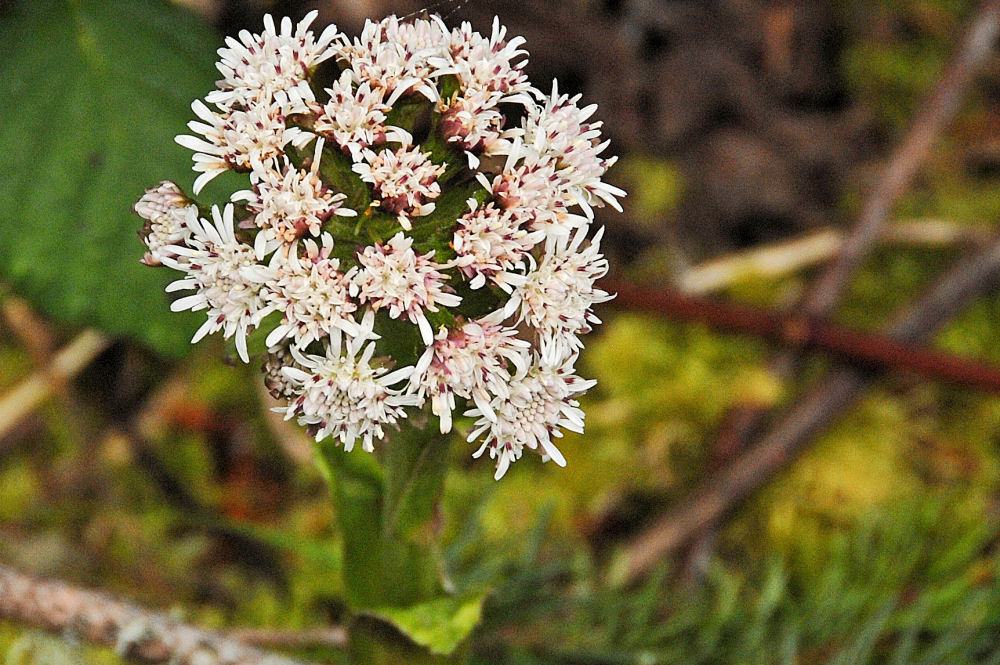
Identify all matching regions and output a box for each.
[622,235,1000,582]
[710,0,1000,479]
[0,564,321,665]
[605,278,1000,393]
[1,292,57,363]
[805,0,1000,318]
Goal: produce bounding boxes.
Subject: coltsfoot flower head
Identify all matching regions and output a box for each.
[176,98,313,193]
[137,11,623,478]
[233,138,357,259]
[505,225,612,360]
[249,233,361,349]
[161,204,272,363]
[467,353,595,480]
[350,232,460,345]
[524,82,626,217]
[410,313,530,434]
[314,72,408,160]
[453,200,542,291]
[336,14,448,105]
[435,17,532,102]
[279,313,419,452]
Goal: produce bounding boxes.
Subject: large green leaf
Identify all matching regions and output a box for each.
[0,0,222,356]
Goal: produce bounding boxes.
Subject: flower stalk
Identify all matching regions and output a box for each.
[134,10,622,661]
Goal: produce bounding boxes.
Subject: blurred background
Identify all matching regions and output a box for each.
[3,0,1000,662]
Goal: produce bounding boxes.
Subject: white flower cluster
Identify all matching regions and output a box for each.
[136,11,623,479]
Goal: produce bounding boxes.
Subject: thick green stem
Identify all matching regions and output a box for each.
[317,419,464,663]
[380,419,450,605]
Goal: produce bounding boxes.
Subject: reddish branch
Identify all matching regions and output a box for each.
[623,236,1000,582]
[0,565,318,665]
[606,278,1000,393]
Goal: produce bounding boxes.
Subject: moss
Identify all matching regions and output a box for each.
[0,624,125,665]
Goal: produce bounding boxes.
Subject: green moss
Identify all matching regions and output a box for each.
[613,155,684,227]
[0,624,125,665]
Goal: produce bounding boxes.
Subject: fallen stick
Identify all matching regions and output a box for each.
[677,219,989,295]
[0,564,320,665]
[709,0,1000,489]
[226,627,347,651]
[805,0,1000,317]
[607,278,1000,393]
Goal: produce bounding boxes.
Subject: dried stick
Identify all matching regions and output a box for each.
[606,278,1000,393]
[0,565,320,665]
[804,0,1000,317]
[623,236,1000,582]
[1,292,57,363]
[712,0,1000,465]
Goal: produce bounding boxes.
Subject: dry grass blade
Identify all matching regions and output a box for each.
[0,329,110,441]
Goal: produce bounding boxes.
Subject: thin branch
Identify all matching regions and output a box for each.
[623,235,1000,582]
[226,627,347,651]
[710,0,1000,473]
[607,278,1000,393]
[1,292,57,363]
[0,565,322,665]
[0,330,110,440]
[804,0,1000,317]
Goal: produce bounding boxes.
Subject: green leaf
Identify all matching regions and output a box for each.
[366,593,487,656]
[0,0,220,356]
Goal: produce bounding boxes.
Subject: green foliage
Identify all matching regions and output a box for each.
[465,501,1000,665]
[0,0,221,357]
[1,627,123,665]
